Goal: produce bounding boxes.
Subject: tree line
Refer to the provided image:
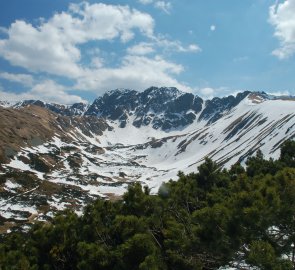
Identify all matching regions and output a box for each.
[1,141,295,269]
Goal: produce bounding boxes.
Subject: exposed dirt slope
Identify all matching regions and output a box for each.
[0,105,109,162]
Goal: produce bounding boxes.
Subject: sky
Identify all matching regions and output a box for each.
[0,0,295,104]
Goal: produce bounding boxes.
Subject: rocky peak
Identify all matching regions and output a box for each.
[4,88,253,131]
[85,87,204,130]
[86,89,139,120]
[13,100,89,116]
[199,91,251,124]
[62,102,89,116]
[141,86,182,100]
[132,87,203,130]
[138,87,188,113]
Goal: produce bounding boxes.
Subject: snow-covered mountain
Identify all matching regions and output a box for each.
[0,87,295,233]
[13,99,89,116]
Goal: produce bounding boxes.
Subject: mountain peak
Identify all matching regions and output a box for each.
[1,88,256,130]
[12,99,89,116]
[105,88,137,96]
[143,86,183,97]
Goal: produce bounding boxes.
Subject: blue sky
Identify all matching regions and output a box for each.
[0,0,294,103]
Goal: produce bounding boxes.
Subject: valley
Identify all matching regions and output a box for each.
[0,87,295,233]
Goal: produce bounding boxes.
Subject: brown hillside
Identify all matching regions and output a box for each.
[0,105,109,162]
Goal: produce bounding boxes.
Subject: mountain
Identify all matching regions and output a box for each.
[0,87,295,233]
[13,100,89,116]
[86,87,204,129]
[0,105,110,162]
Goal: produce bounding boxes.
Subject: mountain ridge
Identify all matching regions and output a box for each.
[3,88,277,130]
[0,87,295,233]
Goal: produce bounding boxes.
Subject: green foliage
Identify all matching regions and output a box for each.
[280,140,295,167]
[116,233,160,270]
[247,241,292,270]
[76,242,110,270]
[1,141,295,269]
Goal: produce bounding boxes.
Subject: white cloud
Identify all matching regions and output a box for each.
[75,55,192,94]
[269,0,295,59]
[199,87,215,99]
[0,72,34,87]
[187,44,201,52]
[0,20,83,78]
[0,2,154,77]
[268,90,291,96]
[155,37,201,53]
[0,80,85,104]
[127,42,155,55]
[138,0,172,14]
[30,80,85,104]
[210,25,216,31]
[0,2,201,98]
[127,39,201,55]
[90,57,104,68]
[197,86,242,99]
[154,1,172,14]
[65,2,154,41]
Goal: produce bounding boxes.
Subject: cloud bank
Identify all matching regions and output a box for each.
[0,2,200,103]
[269,0,295,59]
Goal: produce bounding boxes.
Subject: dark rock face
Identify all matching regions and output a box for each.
[86,89,139,120]
[63,103,89,116]
[198,91,251,124]
[55,115,112,137]
[85,87,204,130]
[12,88,252,131]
